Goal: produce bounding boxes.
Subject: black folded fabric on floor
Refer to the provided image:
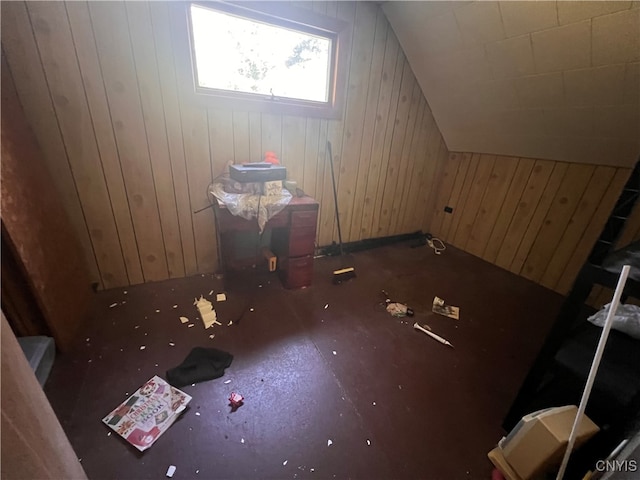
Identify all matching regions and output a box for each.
[166,347,233,387]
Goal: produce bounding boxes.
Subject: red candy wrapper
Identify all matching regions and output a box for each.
[229,392,244,408]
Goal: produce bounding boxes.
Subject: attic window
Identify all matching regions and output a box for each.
[186,2,349,118]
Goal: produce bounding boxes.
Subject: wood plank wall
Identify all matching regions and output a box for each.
[429,152,631,296]
[1,1,448,290]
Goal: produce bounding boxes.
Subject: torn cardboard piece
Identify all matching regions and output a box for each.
[194,296,221,329]
[432,296,459,320]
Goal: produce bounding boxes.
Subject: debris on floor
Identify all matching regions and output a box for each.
[382,290,414,317]
[173,305,178,309]
[367,439,371,445]
[224,379,231,384]
[166,465,176,478]
[283,460,288,466]
[216,293,227,302]
[166,347,233,387]
[109,303,118,308]
[432,296,459,320]
[229,391,244,411]
[102,376,191,452]
[327,439,333,446]
[194,296,220,329]
[169,342,175,347]
[324,304,329,309]
[332,350,337,355]
[188,324,194,328]
[413,322,454,348]
[179,316,189,324]
[139,346,146,350]
[209,334,215,339]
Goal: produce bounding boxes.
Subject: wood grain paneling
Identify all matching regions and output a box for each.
[2,1,447,289]
[430,152,631,295]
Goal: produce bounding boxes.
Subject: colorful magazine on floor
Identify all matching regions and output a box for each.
[102,375,191,452]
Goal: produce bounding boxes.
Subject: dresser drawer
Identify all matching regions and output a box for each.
[291,210,318,228]
[278,255,314,289]
[289,226,316,257]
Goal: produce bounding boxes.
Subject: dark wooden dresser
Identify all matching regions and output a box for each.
[213,196,319,289]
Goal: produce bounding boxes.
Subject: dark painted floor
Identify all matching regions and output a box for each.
[44,242,563,480]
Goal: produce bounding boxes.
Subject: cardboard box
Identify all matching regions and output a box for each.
[488,447,523,480]
[498,405,599,479]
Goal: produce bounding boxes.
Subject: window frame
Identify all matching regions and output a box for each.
[180,1,351,119]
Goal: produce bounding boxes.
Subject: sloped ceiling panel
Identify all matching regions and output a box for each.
[382,1,640,167]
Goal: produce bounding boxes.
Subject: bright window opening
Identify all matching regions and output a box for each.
[189,3,334,104]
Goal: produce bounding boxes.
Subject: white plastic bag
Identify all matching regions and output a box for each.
[587,302,640,339]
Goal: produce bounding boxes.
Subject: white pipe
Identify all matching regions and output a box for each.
[556,265,631,480]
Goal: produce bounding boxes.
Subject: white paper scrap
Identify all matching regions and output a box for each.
[241,438,245,444]
[155,310,160,313]
[324,304,328,309]
[209,290,214,296]
[216,293,226,302]
[283,460,288,466]
[209,334,215,339]
[169,342,175,347]
[140,346,146,350]
[188,324,194,328]
[332,351,337,355]
[367,439,371,446]
[173,305,178,309]
[224,380,231,384]
[180,317,189,324]
[166,465,176,478]
[327,439,333,446]
[109,303,118,308]
[195,412,200,416]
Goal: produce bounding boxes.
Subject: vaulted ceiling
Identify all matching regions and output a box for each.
[382,1,640,167]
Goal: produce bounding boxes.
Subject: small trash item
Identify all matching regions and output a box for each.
[140,346,146,350]
[166,465,176,478]
[382,290,414,317]
[216,293,227,302]
[194,296,220,329]
[327,439,333,446]
[432,296,459,320]
[386,302,414,317]
[188,324,195,328]
[229,392,244,411]
[109,303,118,308]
